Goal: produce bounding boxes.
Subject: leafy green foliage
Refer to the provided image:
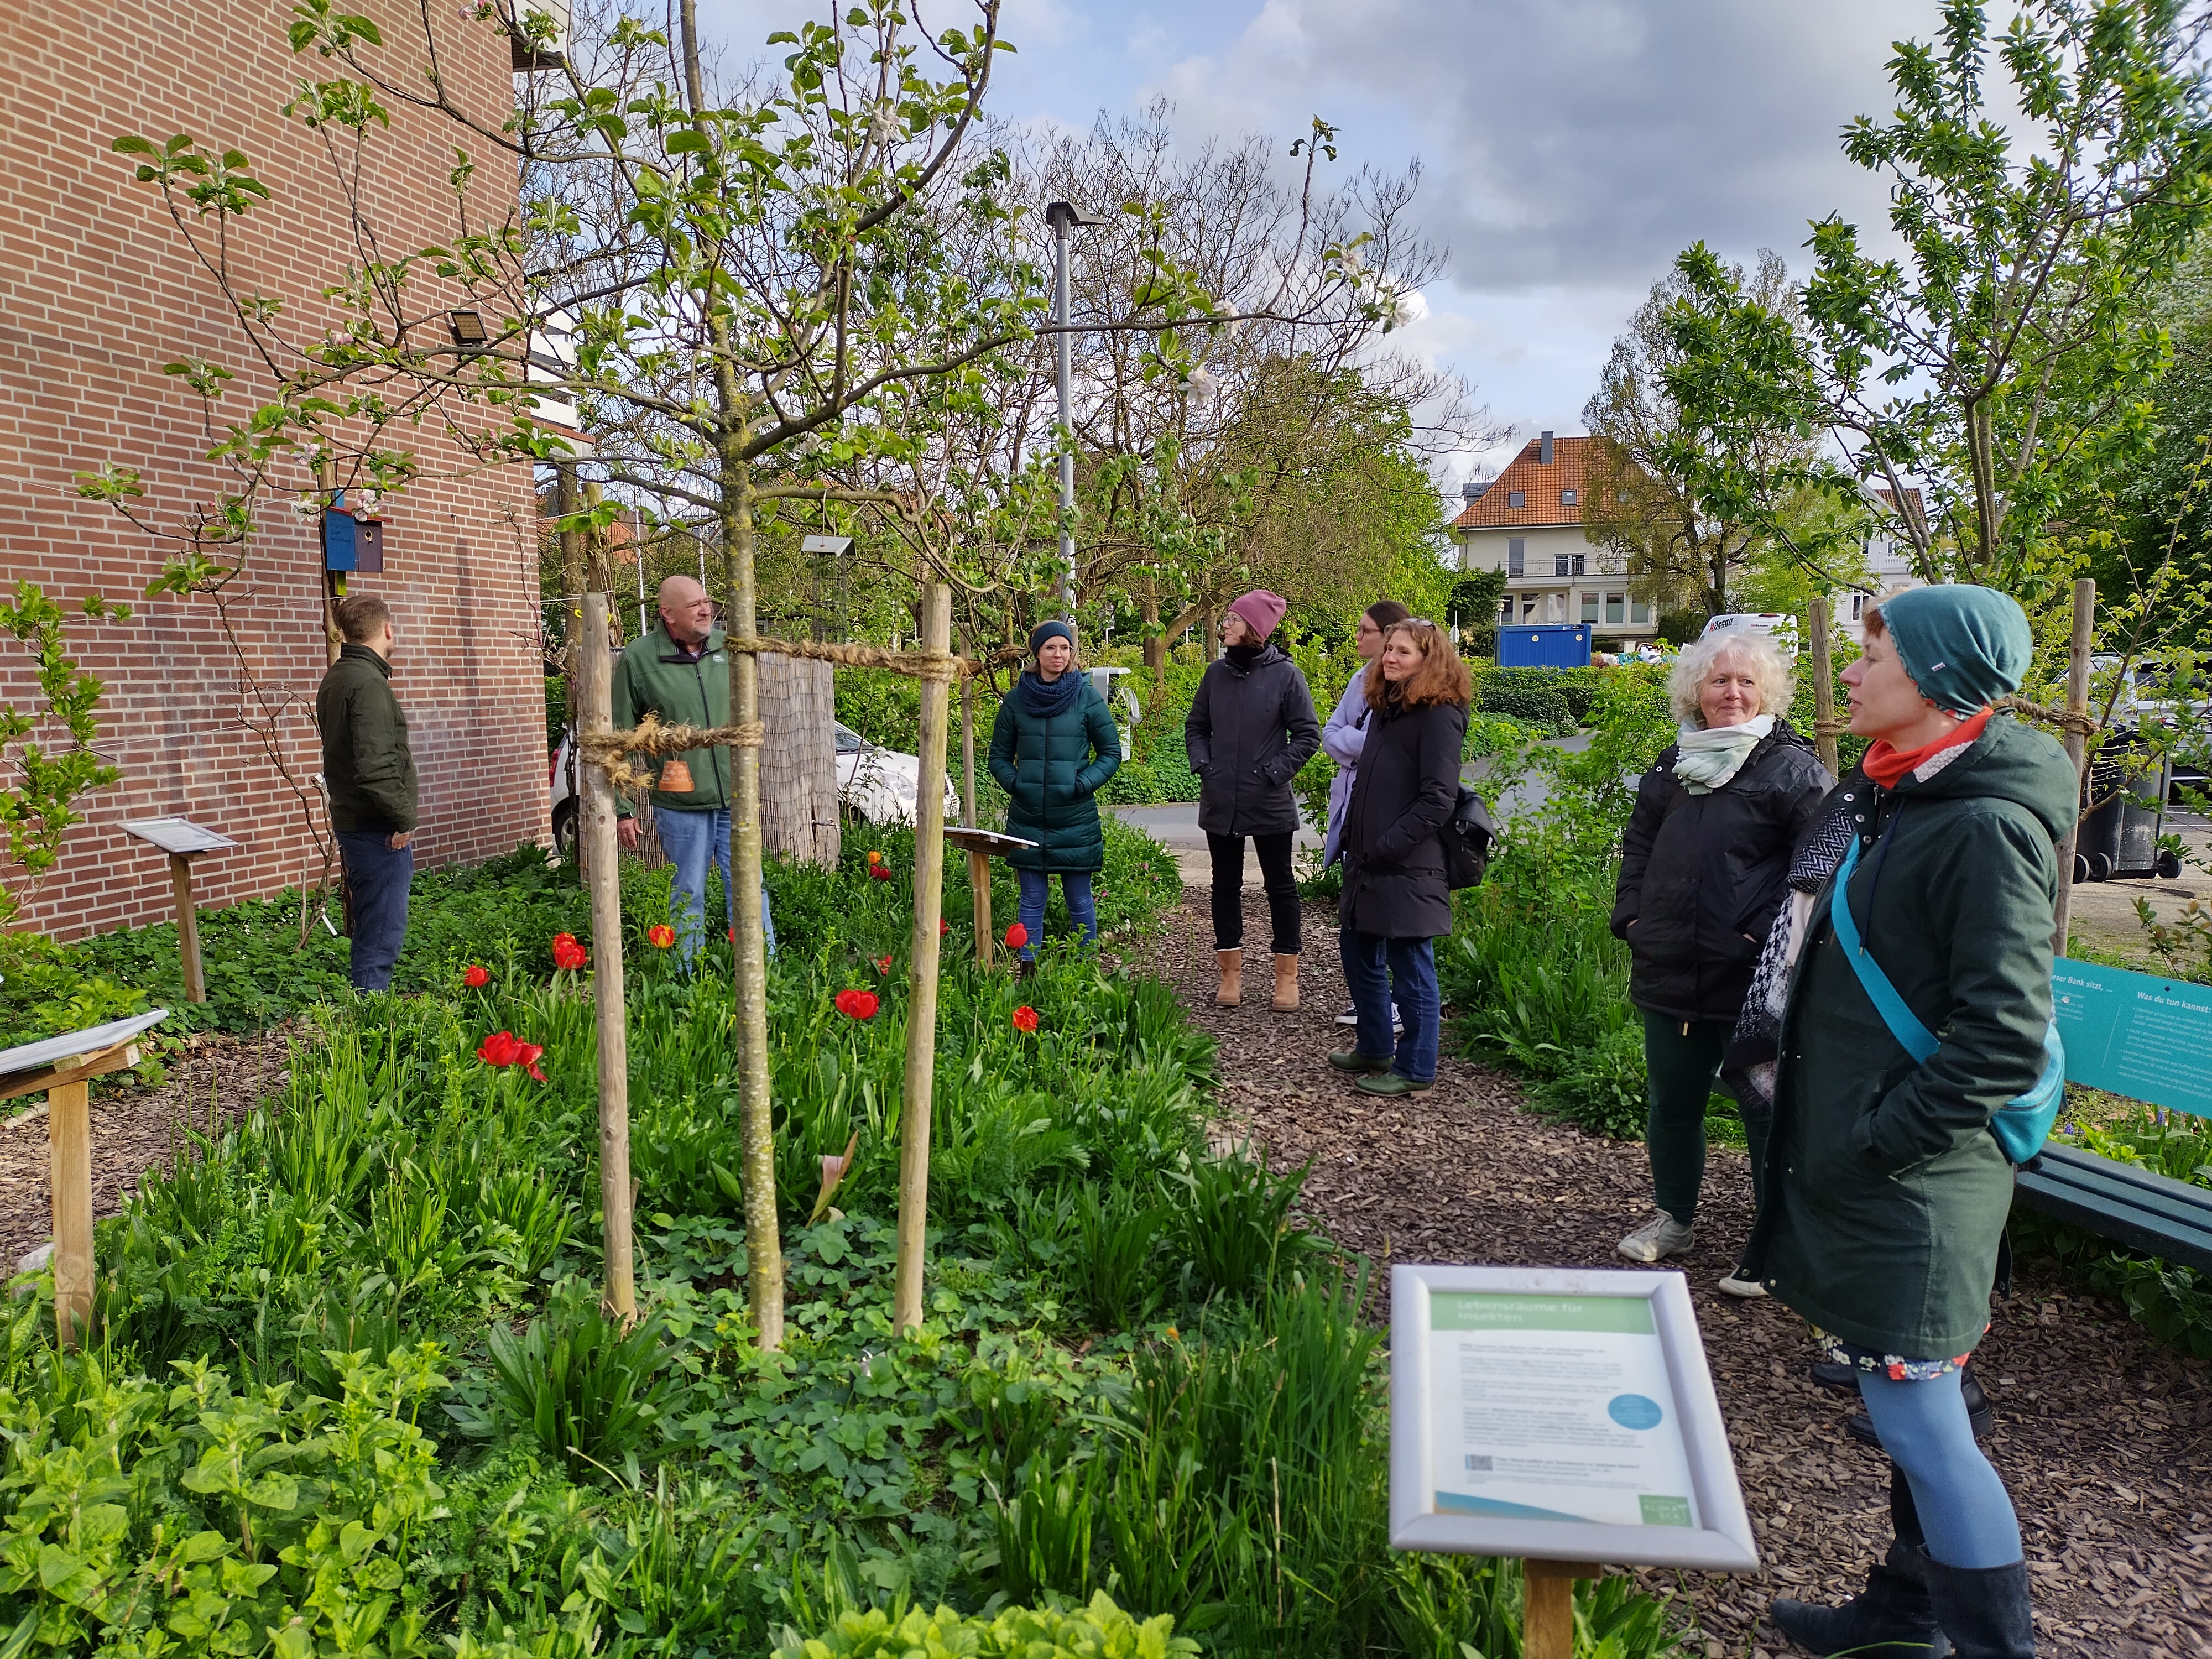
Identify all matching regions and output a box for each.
[473,1284,671,1478]
[0,583,127,929]
[771,1591,1197,1659]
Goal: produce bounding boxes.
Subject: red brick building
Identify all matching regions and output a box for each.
[0,1,548,940]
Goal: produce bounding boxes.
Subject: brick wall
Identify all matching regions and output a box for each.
[0,1,549,940]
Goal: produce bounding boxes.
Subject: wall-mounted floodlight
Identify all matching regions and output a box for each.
[801,534,854,556]
[448,310,489,347]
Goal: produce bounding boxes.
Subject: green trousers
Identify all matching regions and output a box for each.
[1641,1009,1770,1225]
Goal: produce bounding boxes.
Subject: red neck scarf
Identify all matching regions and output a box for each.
[1863,705,1992,790]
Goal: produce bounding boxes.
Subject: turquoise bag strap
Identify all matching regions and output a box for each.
[1828,833,1940,1064]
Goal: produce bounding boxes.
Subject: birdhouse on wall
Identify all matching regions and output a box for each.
[323,504,385,573]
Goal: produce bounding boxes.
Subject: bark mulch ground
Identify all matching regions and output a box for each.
[1138,891,2212,1659]
[0,1027,294,1272]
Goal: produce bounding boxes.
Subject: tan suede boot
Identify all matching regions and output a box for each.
[1271,953,1300,1011]
[1215,950,1243,1007]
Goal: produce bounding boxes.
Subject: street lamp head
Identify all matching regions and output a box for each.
[1045,201,1098,234]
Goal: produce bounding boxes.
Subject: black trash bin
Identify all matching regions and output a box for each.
[2075,740,2176,881]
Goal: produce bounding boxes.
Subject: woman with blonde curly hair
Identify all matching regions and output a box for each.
[1609,627,1831,1283]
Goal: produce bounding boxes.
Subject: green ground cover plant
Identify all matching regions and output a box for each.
[2,827,1693,1657]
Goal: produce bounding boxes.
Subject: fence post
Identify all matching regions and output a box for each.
[580,588,637,1324]
[1807,596,1840,779]
[2052,577,2096,958]
[894,582,954,1335]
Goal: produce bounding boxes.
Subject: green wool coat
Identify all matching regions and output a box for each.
[987,679,1121,872]
[316,644,418,833]
[1742,716,2078,1359]
[612,625,732,813]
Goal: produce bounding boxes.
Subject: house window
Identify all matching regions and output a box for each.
[1561,489,1578,505]
[1499,596,1515,624]
[1507,538,1525,577]
[1553,554,1568,577]
[1630,597,1651,624]
[1520,595,1539,620]
[1579,591,1599,623]
[1507,490,1526,508]
[1605,592,1626,625]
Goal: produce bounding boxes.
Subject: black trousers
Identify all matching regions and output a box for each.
[1207,831,1300,955]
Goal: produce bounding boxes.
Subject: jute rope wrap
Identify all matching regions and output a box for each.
[724,634,973,682]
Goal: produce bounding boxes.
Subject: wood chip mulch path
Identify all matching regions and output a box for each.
[0,1027,294,1272]
[1135,891,2212,1659]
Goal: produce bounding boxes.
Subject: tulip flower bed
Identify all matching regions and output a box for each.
[0,828,1689,1659]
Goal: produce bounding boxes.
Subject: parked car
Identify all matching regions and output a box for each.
[550,719,959,857]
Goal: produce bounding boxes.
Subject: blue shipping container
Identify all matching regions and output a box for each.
[1495,623,1591,669]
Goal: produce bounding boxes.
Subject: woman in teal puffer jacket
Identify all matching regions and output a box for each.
[988,621,1121,967]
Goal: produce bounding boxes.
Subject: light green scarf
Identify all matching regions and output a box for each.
[1673,714,1772,794]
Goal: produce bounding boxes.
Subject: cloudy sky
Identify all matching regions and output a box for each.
[696,0,1939,477]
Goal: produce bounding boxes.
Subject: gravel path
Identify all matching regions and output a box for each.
[1138,890,2212,1659]
[0,1029,294,1271]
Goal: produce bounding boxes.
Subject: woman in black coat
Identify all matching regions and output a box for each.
[1329,619,1470,1098]
[1609,628,1830,1283]
[1185,589,1321,1011]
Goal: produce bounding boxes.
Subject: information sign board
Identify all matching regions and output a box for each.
[2051,956,2212,1117]
[121,818,239,857]
[1390,1265,1757,1572]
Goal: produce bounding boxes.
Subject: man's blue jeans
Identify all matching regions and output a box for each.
[1015,868,1096,959]
[336,830,413,992]
[1342,929,1440,1083]
[653,805,774,963]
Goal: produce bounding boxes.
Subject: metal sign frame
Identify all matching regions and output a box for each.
[1389,1264,1757,1572]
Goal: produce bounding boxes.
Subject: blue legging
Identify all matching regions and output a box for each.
[1858,1368,2021,1569]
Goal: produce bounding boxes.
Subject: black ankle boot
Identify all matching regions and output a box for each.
[1770,1537,1953,1656]
[1922,1556,2035,1657]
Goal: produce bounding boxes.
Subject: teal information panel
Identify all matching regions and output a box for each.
[2052,957,2212,1117]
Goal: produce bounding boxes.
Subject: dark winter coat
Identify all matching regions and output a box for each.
[316,644,418,833]
[988,678,1122,872]
[1610,721,1833,1025]
[1338,695,1468,941]
[1740,717,2078,1359]
[1184,644,1322,837]
[612,625,731,813]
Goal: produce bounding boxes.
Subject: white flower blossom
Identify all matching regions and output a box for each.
[1390,289,1428,330]
[1186,366,1220,404]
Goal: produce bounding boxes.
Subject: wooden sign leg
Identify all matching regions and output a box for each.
[1522,1559,1598,1659]
[169,853,206,1004]
[48,1079,93,1348]
[969,849,994,968]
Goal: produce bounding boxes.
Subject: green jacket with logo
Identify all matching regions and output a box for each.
[316,643,418,833]
[612,625,731,814]
[1741,716,2078,1358]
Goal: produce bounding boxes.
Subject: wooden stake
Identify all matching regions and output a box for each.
[168,853,206,1004]
[1807,596,1839,779]
[580,590,637,1323]
[319,458,343,667]
[49,1079,92,1348]
[1521,1559,1599,1659]
[894,582,953,1335]
[969,849,994,969]
[2052,576,2096,958]
[961,654,977,830]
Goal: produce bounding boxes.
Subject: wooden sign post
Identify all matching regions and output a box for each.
[0,1011,169,1347]
[1522,1558,1600,1659]
[943,827,1037,969]
[122,820,239,1004]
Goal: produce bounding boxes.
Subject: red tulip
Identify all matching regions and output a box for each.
[939,918,950,937]
[1004,923,1028,950]
[1011,1004,1040,1034]
[477,1032,547,1081]
[462,964,490,989]
[873,956,893,975]
[834,988,880,1020]
[551,932,588,971]
[647,924,676,948]
[868,864,893,881]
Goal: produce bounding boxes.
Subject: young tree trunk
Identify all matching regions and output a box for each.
[894,582,953,1333]
[580,587,636,1324]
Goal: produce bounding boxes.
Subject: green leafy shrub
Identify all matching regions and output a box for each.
[770,1591,1197,1659]
[473,1281,671,1478]
[1526,1022,1650,1140]
[1171,1146,1318,1303]
[1477,677,1574,733]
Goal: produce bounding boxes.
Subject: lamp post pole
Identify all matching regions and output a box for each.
[1046,201,1092,615]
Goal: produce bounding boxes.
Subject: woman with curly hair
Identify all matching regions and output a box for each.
[1328,618,1470,1097]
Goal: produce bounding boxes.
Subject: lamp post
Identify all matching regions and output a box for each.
[1046,201,1095,615]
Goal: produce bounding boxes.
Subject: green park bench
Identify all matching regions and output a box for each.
[2022,959,2212,1273]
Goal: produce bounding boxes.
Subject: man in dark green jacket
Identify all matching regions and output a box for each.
[317,594,418,991]
[613,575,773,962]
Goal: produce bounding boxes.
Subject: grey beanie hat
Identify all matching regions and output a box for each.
[1881,585,2033,716]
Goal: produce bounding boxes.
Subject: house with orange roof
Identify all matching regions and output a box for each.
[1451,432,1658,644]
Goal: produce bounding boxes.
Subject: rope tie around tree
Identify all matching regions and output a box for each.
[1995,694,2100,738]
[722,634,978,682]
